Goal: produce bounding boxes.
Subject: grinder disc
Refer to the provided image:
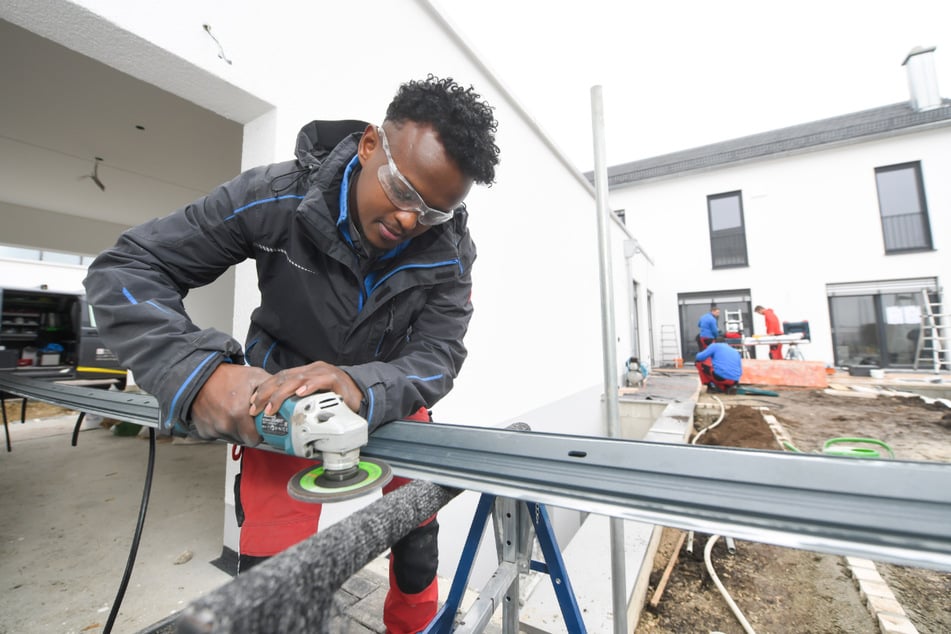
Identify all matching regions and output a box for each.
[287,459,393,503]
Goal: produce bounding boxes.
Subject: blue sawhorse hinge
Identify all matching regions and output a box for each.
[424,493,586,633]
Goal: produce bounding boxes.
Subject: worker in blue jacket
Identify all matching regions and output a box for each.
[697,306,721,351]
[84,75,500,634]
[695,342,742,393]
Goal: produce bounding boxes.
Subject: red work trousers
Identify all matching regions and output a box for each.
[768,343,784,360]
[236,407,437,634]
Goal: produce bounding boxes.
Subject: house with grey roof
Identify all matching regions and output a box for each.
[594,46,951,370]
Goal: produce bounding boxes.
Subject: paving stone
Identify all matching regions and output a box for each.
[342,570,385,599]
[344,581,387,633]
[851,564,884,584]
[865,593,905,616]
[846,556,876,570]
[328,612,379,634]
[858,579,893,602]
[877,611,919,634]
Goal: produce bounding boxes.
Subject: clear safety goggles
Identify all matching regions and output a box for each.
[376,126,458,226]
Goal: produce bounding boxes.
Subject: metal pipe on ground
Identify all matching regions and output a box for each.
[174,480,459,634]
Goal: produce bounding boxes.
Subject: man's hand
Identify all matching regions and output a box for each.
[248,361,363,418]
[189,364,272,445]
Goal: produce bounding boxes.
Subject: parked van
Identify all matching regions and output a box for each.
[0,286,127,389]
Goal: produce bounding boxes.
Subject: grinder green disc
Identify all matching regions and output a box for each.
[287,459,393,503]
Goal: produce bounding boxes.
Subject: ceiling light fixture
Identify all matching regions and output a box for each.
[203,24,233,65]
[87,156,105,191]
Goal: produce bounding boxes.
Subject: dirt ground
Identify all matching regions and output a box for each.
[635,385,951,634]
[3,399,73,421]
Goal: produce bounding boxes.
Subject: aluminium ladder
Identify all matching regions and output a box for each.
[913,288,951,372]
[659,324,680,366]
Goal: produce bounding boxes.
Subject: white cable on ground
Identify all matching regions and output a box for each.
[688,396,727,553]
[692,395,725,445]
[695,401,754,632]
[704,535,757,634]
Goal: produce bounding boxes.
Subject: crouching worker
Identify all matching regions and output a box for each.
[624,356,648,387]
[83,75,500,633]
[695,342,742,394]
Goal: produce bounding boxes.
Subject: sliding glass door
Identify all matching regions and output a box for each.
[828,283,936,368]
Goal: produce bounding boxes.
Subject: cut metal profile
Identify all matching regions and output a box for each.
[1,373,949,571]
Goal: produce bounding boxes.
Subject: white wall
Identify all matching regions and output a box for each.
[1,201,130,257]
[38,0,648,427]
[612,127,951,365]
[24,0,650,589]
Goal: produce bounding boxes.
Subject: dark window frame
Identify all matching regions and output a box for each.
[706,190,749,269]
[874,161,933,254]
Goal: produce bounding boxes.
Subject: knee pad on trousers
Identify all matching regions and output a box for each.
[391,519,439,594]
[237,553,269,575]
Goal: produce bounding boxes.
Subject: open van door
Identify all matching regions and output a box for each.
[76,297,127,390]
[0,287,127,390]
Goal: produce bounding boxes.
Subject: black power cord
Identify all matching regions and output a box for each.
[104,426,156,633]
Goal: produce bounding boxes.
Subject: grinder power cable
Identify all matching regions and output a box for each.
[254,391,393,503]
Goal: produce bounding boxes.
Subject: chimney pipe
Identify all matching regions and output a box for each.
[902,46,941,111]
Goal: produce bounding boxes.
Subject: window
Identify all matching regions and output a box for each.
[0,243,93,266]
[41,251,82,265]
[0,245,41,261]
[874,162,933,253]
[827,278,937,368]
[707,191,748,268]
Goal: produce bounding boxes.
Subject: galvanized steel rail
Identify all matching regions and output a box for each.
[365,421,951,571]
[0,374,159,425]
[2,373,950,571]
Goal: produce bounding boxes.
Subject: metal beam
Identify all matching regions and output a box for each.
[0,374,158,425]
[2,374,950,571]
[364,421,951,571]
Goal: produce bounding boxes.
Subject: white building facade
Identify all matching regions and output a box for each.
[604,48,951,370]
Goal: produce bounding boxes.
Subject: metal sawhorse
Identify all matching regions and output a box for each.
[424,493,585,633]
[1,391,28,452]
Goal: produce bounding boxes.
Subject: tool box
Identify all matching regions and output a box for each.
[0,348,18,369]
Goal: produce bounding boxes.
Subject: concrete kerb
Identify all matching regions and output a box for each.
[623,379,699,631]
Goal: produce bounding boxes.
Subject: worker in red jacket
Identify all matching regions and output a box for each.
[755,305,784,360]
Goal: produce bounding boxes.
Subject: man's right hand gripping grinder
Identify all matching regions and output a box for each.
[254,392,393,503]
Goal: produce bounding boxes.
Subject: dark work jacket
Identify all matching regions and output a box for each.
[83,120,476,433]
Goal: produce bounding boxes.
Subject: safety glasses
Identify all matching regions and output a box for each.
[376,126,457,226]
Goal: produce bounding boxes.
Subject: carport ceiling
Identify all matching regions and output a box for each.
[0,19,243,230]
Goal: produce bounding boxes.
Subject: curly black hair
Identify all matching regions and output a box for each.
[386,74,500,185]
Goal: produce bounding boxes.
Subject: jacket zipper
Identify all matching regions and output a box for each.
[374,302,396,357]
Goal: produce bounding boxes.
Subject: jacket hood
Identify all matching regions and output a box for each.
[295,120,369,169]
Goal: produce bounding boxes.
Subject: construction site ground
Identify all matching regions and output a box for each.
[635,376,951,634]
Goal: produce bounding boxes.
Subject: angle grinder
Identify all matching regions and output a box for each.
[254,392,392,503]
